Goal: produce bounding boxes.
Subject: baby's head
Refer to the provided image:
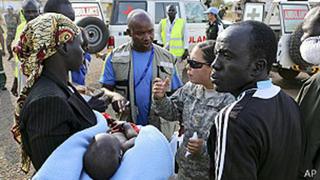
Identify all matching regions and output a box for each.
[84,133,122,180]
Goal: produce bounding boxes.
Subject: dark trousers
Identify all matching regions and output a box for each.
[6,34,14,57]
[0,50,6,89]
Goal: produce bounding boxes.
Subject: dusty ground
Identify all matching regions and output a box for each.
[0,54,32,179]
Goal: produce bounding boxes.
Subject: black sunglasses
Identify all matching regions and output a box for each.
[187,59,210,69]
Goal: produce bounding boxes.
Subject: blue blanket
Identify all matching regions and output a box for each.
[110,125,174,180]
[33,111,108,180]
[33,115,174,180]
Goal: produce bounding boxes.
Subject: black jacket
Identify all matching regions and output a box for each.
[20,71,96,170]
[208,90,303,180]
[206,21,219,40]
[296,73,320,180]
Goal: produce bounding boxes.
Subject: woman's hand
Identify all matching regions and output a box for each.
[152,77,170,99]
[187,138,204,155]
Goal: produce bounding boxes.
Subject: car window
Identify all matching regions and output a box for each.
[184,2,207,23]
[155,3,165,24]
[112,1,147,25]
[155,2,180,24]
[279,3,309,34]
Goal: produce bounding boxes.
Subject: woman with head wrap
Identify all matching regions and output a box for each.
[11,13,97,173]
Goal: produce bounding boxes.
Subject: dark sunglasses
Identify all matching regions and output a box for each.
[187,59,210,69]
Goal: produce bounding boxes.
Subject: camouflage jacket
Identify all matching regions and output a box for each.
[152,82,235,180]
[4,13,19,35]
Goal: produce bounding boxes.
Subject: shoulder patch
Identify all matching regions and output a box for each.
[114,51,130,57]
[159,61,173,69]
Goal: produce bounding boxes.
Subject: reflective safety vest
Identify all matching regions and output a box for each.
[160,18,185,57]
[13,11,27,95]
[13,10,26,78]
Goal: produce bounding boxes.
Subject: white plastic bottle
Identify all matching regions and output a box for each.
[185,132,198,157]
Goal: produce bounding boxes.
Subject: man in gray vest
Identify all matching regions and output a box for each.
[100,9,182,138]
[208,20,303,180]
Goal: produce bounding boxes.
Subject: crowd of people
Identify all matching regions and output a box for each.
[1,0,320,179]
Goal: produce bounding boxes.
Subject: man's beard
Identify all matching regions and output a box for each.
[300,36,320,65]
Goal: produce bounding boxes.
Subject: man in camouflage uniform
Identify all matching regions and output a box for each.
[4,5,19,61]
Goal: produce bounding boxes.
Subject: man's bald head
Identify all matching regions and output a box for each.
[126,9,154,52]
[127,9,153,30]
[22,0,40,22]
[22,0,40,10]
[44,0,75,21]
[166,4,177,12]
[166,4,177,21]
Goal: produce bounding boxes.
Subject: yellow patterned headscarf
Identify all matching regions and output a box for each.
[11,13,80,173]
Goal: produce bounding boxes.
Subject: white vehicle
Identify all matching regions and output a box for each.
[243,0,320,80]
[70,0,225,55]
[107,0,210,50]
[70,0,112,53]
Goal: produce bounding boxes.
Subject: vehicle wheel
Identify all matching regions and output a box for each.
[77,17,109,54]
[289,23,312,69]
[278,68,299,80]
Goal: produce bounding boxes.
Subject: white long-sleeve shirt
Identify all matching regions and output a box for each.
[158,17,189,50]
